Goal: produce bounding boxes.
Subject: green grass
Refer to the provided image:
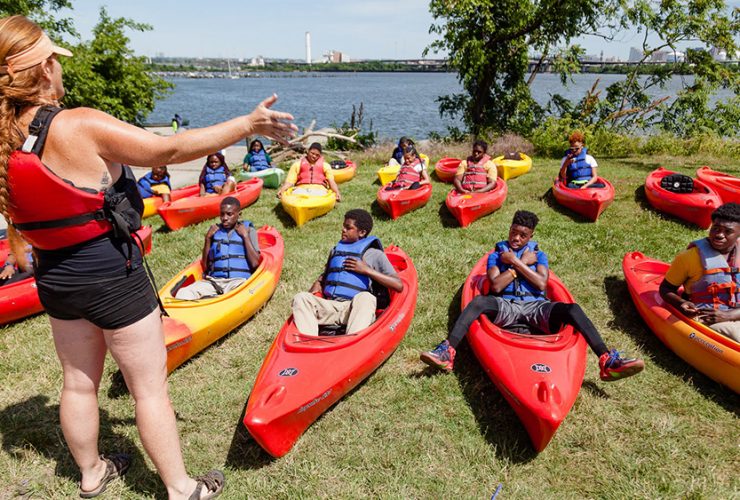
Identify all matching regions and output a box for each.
[1,150,739,499]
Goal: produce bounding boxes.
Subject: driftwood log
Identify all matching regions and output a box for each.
[263,120,359,163]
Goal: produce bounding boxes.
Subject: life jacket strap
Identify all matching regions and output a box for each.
[13,209,106,231]
[21,105,63,155]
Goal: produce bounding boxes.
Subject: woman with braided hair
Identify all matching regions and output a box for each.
[0,15,296,499]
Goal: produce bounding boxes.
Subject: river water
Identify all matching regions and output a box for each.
[147,72,733,140]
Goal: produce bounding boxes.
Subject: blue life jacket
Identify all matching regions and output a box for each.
[137,171,171,198]
[248,150,271,171]
[688,238,740,311]
[203,165,228,194]
[392,146,404,165]
[565,147,592,184]
[323,236,383,301]
[492,240,547,302]
[207,222,255,279]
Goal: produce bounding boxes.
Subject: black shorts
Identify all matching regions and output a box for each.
[34,235,159,330]
[37,264,159,330]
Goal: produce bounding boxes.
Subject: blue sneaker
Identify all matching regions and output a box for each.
[599,349,644,381]
[420,340,456,372]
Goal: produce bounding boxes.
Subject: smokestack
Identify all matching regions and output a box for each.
[305,32,311,64]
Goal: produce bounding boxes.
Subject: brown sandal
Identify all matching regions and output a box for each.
[188,469,225,500]
[79,453,131,498]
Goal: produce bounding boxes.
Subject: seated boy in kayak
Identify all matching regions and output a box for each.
[242,138,273,172]
[291,209,403,335]
[199,152,237,197]
[0,246,34,286]
[276,142,342,200]
[175,196,260,300]
[420,210,645,381]
[558,131,604,189]
[137,165,172,202]
[385,145,431,191]
[659,203,740,342]
[453,140,498,193]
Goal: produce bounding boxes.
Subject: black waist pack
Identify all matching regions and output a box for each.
[104,165,144,239]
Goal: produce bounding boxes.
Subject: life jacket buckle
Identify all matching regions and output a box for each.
[92,210,107,222]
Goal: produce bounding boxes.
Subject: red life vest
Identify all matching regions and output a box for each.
[461,154,491,191]
[296,155,327,185]
[7,107,112,250]
[391,159,423,188]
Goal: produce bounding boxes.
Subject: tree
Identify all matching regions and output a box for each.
[593,0,739,137]
[428,0,739,139]
[60,8,172,125]
[426,0,605,136]
[1,3,172,125]
[0,0,77,39]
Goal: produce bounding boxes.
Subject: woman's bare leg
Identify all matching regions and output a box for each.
[50,317,109,491]
[103,308,198,499]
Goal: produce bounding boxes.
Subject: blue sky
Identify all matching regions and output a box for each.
[65,0,737,61]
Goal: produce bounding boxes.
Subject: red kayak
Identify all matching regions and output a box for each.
[445,180,508,227]
[434,157,460,183]
[158,178,263,231]
[0,226,153,325]
[645,167,721,229]
[243,246,418,457]
[696,166,740,204]
[376,184,432,219]
[552,177,615,221]
[142,184,200,218]
[462,253,587,452]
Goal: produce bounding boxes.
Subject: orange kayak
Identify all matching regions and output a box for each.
[158,179,263,231]
[552,177,615,221]
[463,253,587,451]
[142,184,200,218]
[161,226,284,373]
[434,157,460,182]
[243,245,418,457]
[376,184,432,219]
[623,251,739,392]
[696,166,740,204]
[445,180,508,227]
[644,168,721,229]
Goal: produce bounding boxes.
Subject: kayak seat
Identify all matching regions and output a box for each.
[170,274,196,296]
[318,308,388,337]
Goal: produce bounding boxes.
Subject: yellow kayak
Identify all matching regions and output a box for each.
[280,184,337,226]
[493,153,532,181]
[377,154,429,185]
[160,226,284,373]
[331,160,357,184]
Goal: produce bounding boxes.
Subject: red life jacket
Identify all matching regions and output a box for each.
[296,155,327,185]
[7,107,113,250]
[391,159,423,188]
[461,154,491,191]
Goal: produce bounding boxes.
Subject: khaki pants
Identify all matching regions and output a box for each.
[174,277,246,300]
[710,321,740,342]
[292,291,376,335]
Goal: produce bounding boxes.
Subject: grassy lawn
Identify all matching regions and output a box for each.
[0,146,738,499]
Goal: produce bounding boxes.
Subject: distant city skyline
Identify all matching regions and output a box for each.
[65,0,738,61]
